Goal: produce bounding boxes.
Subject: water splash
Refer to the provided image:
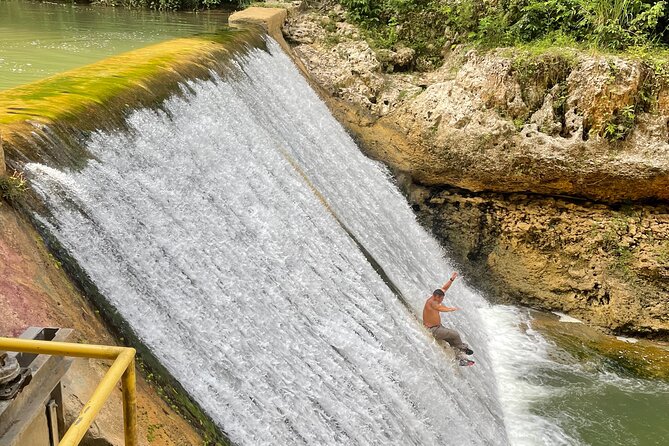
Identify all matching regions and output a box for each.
[482,305,669,446]
[482,306,579,445]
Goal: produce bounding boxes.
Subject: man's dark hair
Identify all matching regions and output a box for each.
[433,289,445,297]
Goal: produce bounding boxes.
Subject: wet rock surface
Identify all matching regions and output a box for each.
[531,310,669,380]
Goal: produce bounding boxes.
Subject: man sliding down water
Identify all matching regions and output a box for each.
[423,272,475,367]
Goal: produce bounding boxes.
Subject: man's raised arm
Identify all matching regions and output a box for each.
[441,272,458,293]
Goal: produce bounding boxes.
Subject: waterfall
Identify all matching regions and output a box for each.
[25,37,509,445]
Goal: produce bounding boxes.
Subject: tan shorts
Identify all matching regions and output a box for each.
[428,325,468,352]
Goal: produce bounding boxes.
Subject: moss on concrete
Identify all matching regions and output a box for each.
[0,29,264,169]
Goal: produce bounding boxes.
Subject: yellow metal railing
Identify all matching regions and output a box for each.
[0,337,137,446]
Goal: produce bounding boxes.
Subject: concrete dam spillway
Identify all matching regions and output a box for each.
[21,35,511,443]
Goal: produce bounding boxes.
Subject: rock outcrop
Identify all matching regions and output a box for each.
[407,186,669,338]
[386,51,669,203]
[285,9,669,203]
[283,4,669,339]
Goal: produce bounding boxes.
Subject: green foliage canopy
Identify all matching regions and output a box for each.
[96,0,239,12]
[336,0,669,69]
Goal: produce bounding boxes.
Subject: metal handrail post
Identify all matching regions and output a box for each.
[122,357,138,446]
[58,348,136,446]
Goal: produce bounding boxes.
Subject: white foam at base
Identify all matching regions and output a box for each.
[482,306,580,446]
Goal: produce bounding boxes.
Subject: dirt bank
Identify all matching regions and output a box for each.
[0,201,202,446]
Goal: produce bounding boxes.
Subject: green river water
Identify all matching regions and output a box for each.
[0,0,231,90]
[525,311,669,446]
[1,2,668,445]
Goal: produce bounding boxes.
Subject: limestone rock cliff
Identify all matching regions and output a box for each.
[286,8,669,202]
[283,4,669,338]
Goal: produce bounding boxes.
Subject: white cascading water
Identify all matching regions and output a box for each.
[25,37,515,444]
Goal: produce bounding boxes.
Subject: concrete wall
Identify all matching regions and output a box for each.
[229,7,289,49]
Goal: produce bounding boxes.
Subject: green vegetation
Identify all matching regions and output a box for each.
[0,171,27,202]
[337,0,669,69]
[249,1,293,7]
[146,423,163,443]
[97,0,239,12]
[594,215,642,279]
[602,104,636,140]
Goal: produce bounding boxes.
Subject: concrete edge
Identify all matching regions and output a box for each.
[229,7,287,39]
[229,7,294,56]
[228,6,336,115]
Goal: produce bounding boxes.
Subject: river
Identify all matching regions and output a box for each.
[0,0,230,90]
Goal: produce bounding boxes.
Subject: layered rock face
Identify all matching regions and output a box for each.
[408,186,669,338]
[284,6,669,338]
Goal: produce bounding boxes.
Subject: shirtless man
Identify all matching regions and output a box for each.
[423,272,475,366]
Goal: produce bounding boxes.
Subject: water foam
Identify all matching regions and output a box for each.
[482,306,580,445]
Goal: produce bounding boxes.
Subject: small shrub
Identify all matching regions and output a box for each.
[477,10,511,47]
[0,170,27,202]
[583,0,667,50]
[601,105,636,140]
[508,0,586,44]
